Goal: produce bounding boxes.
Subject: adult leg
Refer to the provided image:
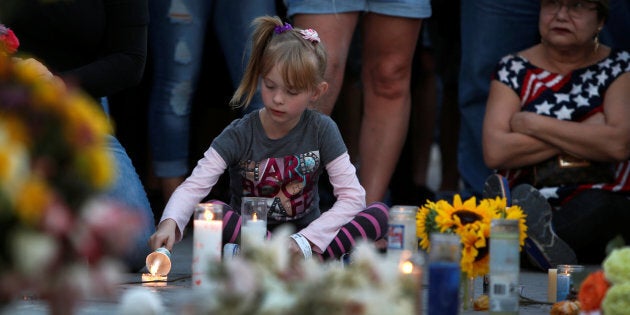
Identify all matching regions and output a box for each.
[105,135,156,272]
[290,13,360,115]
[458,0,539,198]
[552,190,630,264]
[359,14,422,204]
[213,0,277,115]
[147,0,212,205]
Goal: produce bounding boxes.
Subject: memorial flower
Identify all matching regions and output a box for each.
[416,194,527,278]
[184,227,421,315]
[0,51,141,313]
[578,247,630,314]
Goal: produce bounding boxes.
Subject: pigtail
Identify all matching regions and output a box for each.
[229,16,284,109]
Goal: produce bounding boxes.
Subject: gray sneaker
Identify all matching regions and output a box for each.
[511,184,577,271]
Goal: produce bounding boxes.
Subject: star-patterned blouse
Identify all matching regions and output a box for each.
[493,49,630,205]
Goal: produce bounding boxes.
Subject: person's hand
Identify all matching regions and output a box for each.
[509,111,537,135]
[148,219,178,251]
[12,57,66,90]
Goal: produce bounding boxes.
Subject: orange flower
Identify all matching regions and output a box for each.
[578,270,610,311]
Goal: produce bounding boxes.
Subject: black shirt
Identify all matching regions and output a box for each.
[0,0,148,98]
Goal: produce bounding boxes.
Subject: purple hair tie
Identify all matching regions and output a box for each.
[274,22,293,34]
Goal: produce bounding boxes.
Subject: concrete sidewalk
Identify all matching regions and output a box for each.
[2,232,589,315]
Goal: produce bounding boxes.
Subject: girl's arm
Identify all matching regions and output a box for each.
[298,152,365,253]
[159,147,228,242]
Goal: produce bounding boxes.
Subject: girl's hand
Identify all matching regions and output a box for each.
[149,219,177,251]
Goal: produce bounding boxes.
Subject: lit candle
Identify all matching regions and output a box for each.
[399,250,423,314]
[142,273,167,287]
[192,203,223,289]
[240,197,271,253]
[548,268,557,303]
[146,247,171,276]
[241,212,267,250]
[556,271,571,302]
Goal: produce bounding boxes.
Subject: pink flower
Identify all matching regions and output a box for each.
[0,24,19,55]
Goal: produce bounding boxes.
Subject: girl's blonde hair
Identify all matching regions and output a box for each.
[229,15,327,109]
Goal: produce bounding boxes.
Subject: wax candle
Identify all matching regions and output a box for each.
[399,250,423,314]
[428,233,461,315]
[192,203,223,289]
[556,272,571,302]
[241,197,271,253]
[241,213,267,250]
[548,268,557,303]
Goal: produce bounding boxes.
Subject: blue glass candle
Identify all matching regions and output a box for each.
[427,233,461,315]
[428,261,461,315]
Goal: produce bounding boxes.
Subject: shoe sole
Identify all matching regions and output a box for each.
[482,174,512,206]
[511,184,577,270]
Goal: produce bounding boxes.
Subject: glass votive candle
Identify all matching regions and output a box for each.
[387,205,418,258]
[556,264,585,301]
[240,197,272,252]
[192,203,223,289]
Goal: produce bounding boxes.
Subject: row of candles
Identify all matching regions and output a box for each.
[143,197,272,288]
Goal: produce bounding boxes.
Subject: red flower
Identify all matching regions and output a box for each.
[0,24,20,55]
[578,270,611,311]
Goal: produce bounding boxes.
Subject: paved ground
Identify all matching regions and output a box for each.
[3,231,593,315]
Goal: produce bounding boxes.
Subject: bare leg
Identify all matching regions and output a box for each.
[291,13,360,115]
[359,14,423,204]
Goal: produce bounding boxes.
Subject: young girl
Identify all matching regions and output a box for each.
[149,16,389,260]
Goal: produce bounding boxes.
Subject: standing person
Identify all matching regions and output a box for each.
[0,0,156,272]
[285,0,432,204]
[482,0,630,268]
[147,0,277,207]
[458,0,630,198]
[149,16,389,260]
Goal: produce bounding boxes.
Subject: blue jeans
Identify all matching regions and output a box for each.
[148,0,276,178]
[458,0,540,197]
[457,0,630,197]
[105,135,156,271]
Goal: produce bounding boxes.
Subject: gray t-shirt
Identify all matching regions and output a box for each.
[211,109,347,225]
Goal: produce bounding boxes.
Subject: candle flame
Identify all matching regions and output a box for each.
[400,260,414,274]
[204,209,214,221]
[150,261,160,276]
[252,212,258,221]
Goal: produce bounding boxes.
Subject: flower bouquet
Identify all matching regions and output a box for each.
[416,194,527,310]
[416,194,527,278]
[576,247,630,315]
[0,45,142,313]
[180,227,422,315]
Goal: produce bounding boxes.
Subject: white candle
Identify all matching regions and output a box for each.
[387,205,418,259]
[548,268,557,302]
[192,204,223,289]
[241,216,267,251]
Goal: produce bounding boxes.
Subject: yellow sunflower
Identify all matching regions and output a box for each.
[417,194,527,277]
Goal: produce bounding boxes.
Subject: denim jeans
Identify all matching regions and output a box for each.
[148,0,276,178]
[457,0,630,197]
[105,135,156,271]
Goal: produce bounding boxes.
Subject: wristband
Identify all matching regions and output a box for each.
[290,233,312,260]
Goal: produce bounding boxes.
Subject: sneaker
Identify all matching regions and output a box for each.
[482,174,512,206]
[511,184,577,271]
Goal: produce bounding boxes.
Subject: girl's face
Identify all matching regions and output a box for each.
[260,64,325,127]
[539,0,604,50]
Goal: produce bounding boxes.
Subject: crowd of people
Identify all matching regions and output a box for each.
[2,0,629,269]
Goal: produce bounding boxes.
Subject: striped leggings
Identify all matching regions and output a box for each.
[217,200,390,261]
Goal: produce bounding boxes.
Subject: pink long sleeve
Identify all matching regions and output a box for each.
[159,147,227,242]
[299,152,366,252]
